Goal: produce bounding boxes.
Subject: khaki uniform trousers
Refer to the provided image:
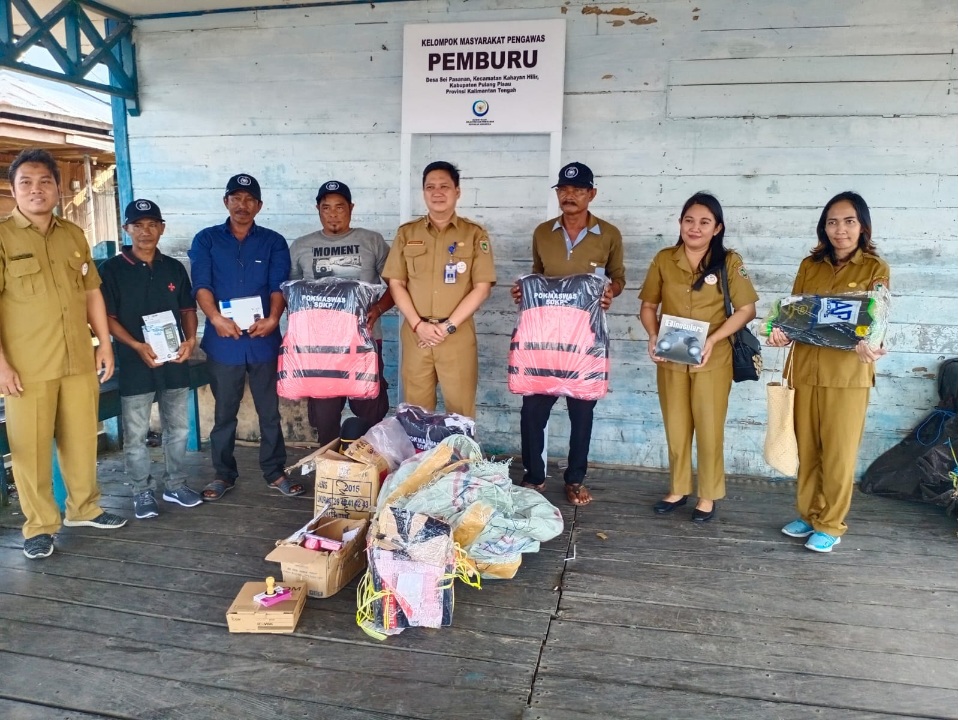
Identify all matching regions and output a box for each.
[794,384,870,537]
[5,372,103,538]
[657,364,733,500]
[400,318,478,418]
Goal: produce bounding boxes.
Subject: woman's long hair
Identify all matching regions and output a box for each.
[811,191,879,263]
[675,192,727,291]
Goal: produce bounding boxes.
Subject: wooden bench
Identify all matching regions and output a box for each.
[0,359,209,508]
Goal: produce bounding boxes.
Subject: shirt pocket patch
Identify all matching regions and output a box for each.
[67,257,86,292]
[7,256,46,296]
[452,240,475,261]
[403,243,429,277]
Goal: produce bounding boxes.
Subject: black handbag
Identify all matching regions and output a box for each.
[719,264,762,382]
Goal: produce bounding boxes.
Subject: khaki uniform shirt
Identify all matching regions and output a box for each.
[789,250,891,388]
[382,213,496,319]
[639,246,759,373]
[0,208,99,382]
[532,213,626,287]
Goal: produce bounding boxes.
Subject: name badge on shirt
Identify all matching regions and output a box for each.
[444,263,457,284]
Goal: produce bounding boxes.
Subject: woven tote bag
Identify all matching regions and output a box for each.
[764,349,799,476]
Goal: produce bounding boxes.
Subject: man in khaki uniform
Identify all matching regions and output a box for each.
[0,149,127,560]
[382,161,496,418]
[512,162,625,507]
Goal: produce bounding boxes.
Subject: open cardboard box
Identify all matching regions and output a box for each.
[266,510,368,599]
[288,438,386,520]
[226,581,307,634]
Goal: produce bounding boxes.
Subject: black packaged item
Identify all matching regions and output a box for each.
[761,288,890,351]
[860,409,955,500]
[395,403,476,452]
[359,508,456,638]
[937,358,958,413]
[916,415,958,515]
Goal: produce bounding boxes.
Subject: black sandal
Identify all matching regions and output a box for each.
[269,476,305,497]
[202,479,234,501]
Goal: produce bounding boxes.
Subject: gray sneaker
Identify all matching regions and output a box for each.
[23,533,54,559]
[162,486,203,508]
[63,511,128,529]
[133,490,160,519]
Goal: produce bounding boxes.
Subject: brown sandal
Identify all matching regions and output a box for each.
[520,480,546,492]
[565,483,592,506]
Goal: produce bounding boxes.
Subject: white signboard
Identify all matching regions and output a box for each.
[402,19,566,134]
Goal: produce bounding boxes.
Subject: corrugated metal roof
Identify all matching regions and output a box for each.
[0,69,112,128]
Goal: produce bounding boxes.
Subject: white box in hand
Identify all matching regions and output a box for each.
[219,295,265,331]
[141,310,181,363]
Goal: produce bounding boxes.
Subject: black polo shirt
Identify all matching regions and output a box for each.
[100,247,196,396]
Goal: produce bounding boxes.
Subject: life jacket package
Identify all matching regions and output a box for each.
[395,403,476,452]
[278,278,382,400]
[508,273,610,401]
[761,287,890,351]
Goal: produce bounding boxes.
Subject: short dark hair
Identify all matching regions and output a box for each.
[676,192,728,291]
[812,191,878,262]
[422,161,460,187]
[9,148,61,187]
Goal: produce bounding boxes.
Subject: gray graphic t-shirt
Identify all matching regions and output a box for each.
[288,227,390,338]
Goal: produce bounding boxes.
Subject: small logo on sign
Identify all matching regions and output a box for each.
[237,175,252,186]
[472,100,489,117]
[564,166,579,179]
[135,200,151,211]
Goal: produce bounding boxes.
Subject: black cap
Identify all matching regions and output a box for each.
[316,180,352,204]
[124,198,164,224]
[225,173,262,201]
[553,162,594,189]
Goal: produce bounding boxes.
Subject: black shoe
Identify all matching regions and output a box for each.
[653,495,689,514]
[692,504,716,523]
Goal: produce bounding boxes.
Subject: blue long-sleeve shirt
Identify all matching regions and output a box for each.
[188,219,291,365]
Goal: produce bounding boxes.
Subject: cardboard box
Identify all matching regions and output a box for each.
[301,440,384,519]
[266,516,368,598]
[342,437,391,478]
[226,581,307,634]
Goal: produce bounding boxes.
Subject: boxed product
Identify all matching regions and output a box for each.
[265,512,368,599]
[141,310,181,363]
[287,439,385,519]
[655,314,710,365]
[226,580,307,634]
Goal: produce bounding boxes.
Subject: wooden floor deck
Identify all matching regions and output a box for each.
[1,446,957,720]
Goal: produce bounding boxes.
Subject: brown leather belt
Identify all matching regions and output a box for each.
[420,316,449,323]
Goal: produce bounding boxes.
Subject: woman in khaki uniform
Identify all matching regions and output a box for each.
[639,193,758,522]
[768,191,890,553]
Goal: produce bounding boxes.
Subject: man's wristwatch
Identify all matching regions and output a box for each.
[445,323,457,335]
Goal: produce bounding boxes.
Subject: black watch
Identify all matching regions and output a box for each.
[445,323,457,335]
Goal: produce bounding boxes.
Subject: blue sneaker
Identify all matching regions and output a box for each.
[781,519,814,538]
[805,532,841,553]
[163,486,203,508]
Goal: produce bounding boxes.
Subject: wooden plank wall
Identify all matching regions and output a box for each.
[125,0,958,475]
